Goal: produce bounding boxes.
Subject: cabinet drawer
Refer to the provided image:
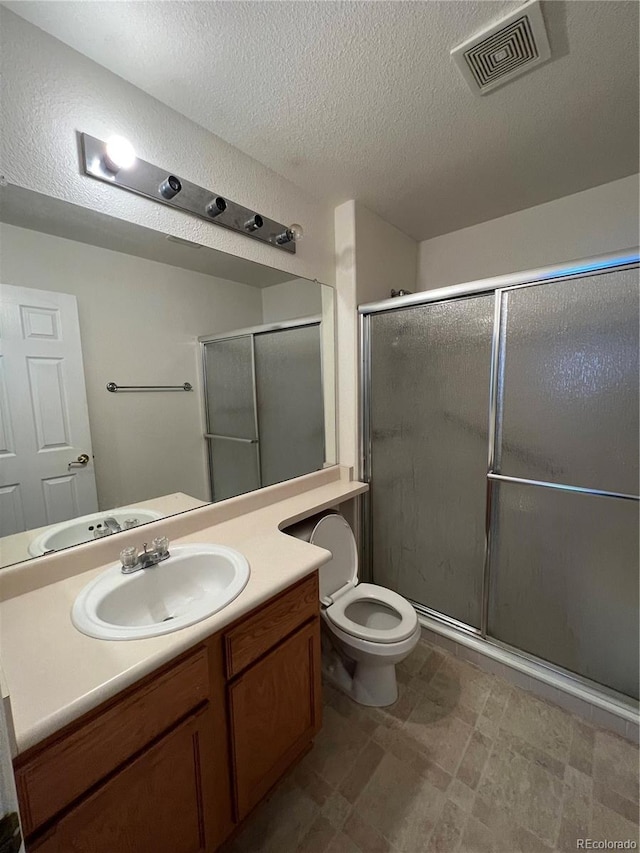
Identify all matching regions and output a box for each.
[16,647,209,837]
[224,573,318,678]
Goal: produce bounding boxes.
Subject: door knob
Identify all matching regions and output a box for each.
[68,453,90,469]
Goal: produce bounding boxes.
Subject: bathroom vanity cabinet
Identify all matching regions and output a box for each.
[15,572,321,853]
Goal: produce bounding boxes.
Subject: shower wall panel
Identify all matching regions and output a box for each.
[368,295,494,627]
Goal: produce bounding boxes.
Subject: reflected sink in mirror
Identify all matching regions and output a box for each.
[72,543,250,640]
[28,509,163,557]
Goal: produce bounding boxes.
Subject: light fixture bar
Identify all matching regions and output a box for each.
[80,133,297,254]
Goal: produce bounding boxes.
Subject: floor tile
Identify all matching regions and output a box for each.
[322,791,352,830]
[427,657,495,718]
[398,639,434,677]
[233,781,319,852]
[417,648,448,683]
[356,752,446,852]
[501,690,573,765]
[456,730,492,790]
[427,800,468,852]
[372,724,453,791]
[568,717,595,776]
[343,810,393,853]
[304,705,369,788]
[297,814,338,853]
[561,765,592,830]
[339,739,385,803]
[458,815,496,853]
[447,778,476,813]
[476,735,564,846]
[590,800,640,846]
[592,729,639,808]
[404,694,474,774]
[324,831,362,853]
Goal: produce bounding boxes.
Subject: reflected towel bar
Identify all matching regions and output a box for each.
[106,381,193,392]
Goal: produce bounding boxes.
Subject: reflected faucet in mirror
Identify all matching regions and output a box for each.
[0,185,337,569]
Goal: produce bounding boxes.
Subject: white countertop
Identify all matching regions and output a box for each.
[0,467,367,754]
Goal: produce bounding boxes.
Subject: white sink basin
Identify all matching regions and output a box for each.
[71,543,250,640]
[28,508,163,556]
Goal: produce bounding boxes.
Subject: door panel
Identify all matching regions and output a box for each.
[488,482,639,699]
[254,324,324,487]
[0,284,98,531]
[207,436,260,502]
[496,268,640,495]
[203,336,257,440]
[368,294,494,627]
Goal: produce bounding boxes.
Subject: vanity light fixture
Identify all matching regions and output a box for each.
[159,175,182,200]
[103,135,136,173]
[275,223,304,246]
[244,214,263,233]
[205,196,227,218]
[80,133,298,253]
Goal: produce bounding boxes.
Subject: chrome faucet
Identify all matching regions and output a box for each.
[103,517,122,534]
[120,537,170,574]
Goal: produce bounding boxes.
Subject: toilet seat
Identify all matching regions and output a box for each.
[325,583,418,644]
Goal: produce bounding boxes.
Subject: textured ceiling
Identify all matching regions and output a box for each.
[5,1,639,241]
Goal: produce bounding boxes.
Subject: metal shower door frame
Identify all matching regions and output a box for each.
[359,248,640,692]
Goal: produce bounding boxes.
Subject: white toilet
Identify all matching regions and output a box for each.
[293,513,421,707]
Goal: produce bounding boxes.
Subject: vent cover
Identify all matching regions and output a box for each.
[451,0,551,95]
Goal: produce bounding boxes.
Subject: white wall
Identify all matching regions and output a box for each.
[0,8,335,287]
[0,223,264,510]
[354,202,417,304]
[261,279,323,324]
[417,175,640,290]
[335,201,418,470]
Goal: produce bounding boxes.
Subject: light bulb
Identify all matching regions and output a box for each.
[275,222,304,246]
[104,135,136,172]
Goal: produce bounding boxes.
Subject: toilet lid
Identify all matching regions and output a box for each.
[309,514,358,605]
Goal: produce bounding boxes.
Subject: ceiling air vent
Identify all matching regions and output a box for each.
[451,0,551,95]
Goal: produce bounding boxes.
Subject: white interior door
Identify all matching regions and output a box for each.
[0,284,98,536]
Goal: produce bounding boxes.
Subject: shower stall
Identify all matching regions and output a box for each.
[201,318,325,502]
[360,250,639,702]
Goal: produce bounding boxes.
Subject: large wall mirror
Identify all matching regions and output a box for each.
[0,185,337,568]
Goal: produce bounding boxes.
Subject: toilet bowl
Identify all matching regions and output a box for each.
[293,513,420,707]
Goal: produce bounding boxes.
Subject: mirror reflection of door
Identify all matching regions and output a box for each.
[0,284,98,536]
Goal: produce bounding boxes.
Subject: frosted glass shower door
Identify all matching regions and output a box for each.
[488,268,640,698]
[254,324,324,487]
[368,295,494,627]
[203,336,260,501]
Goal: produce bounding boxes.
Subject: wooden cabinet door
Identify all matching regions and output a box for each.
[30,708,216,853]
[228,618,321,820]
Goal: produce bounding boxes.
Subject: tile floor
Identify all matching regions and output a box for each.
[225,636,640,853]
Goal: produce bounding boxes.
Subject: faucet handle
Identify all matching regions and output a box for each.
[119,546,138,571]
[152,536,170,558]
